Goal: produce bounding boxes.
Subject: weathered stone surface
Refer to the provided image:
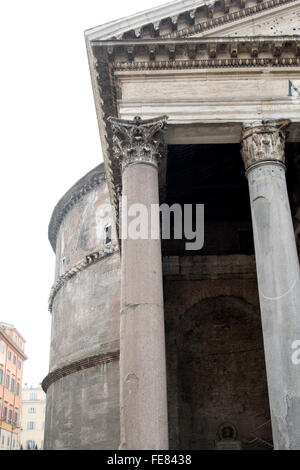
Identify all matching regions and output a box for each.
[54,178,116,280]
[241,120,289,170]
[48,164,106,253]
[50,255,120,371]
[45,169,121,450]
[242,125,300,449]
[118,138,169,450]
[44,361,120,450]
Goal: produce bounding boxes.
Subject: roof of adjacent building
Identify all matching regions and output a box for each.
[0,322,26,344]
[0,323,27,360]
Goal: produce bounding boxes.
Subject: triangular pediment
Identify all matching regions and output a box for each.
[191,0,300,37]
[85,0,203,41]
[85,0,300,42]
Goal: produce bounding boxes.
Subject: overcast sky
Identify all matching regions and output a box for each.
[0,0,165,386]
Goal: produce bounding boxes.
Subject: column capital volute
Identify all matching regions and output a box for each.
[108,115,168,171]
[241,119,290,172]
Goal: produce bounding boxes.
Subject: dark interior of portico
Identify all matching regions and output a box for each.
[162,143,254,257]
[161,142,299,450]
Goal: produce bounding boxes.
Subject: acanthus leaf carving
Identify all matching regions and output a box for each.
[241,120,290,170]
[108,115,168,171]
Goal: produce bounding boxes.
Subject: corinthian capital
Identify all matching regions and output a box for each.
[108,115,168,171]
[241,120,290,171]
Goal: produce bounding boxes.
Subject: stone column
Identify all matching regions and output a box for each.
[109,115,169,450]
[293,155,300,250]
[241,120,300,450]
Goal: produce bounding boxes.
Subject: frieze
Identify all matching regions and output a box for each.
[113,56,300,71]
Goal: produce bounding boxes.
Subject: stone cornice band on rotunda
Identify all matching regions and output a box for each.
[42,350,120,393]
[48,244,119,313]
[48,165,106,253]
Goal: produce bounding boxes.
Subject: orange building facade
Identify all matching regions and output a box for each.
[0,322,27,450]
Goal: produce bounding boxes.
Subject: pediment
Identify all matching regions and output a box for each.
[85,0,300,42]
[191,1,300,37]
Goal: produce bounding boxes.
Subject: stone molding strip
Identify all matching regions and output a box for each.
[42,350,120,393]
[113,56,300,71]
[48,244,119,313]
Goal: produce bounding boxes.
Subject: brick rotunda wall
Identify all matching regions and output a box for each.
[43,164,121,450]
[163,256,273,450]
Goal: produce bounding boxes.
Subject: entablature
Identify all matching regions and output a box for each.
[89,35,300,232]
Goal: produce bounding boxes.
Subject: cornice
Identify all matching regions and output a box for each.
[48,244,119,313]
[48,164,106,253]
[93,37,300,64]
[42,349,120,392]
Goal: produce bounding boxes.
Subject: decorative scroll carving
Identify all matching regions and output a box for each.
[108,115,168,171]
[241,120,290,170]
[48,244,119,313]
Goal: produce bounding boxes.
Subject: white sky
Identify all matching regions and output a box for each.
[0,0,165,387]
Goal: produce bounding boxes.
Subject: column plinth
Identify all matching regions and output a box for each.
[109,115,169,450]
[241,120,300,450]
